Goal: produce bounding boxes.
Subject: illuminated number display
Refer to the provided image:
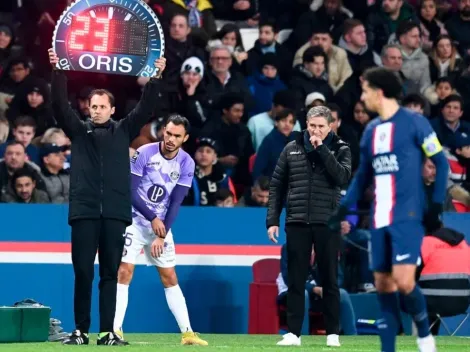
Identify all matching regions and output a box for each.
[52,0,164,76]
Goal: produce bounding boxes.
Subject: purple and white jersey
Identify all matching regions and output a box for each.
[131,142,195,227]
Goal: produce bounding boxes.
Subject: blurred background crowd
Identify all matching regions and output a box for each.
[0,0,470,294]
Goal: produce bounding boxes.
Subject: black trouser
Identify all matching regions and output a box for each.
[285,223,341,337]
[71,218,127,333]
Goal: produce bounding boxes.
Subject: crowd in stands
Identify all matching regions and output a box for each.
[0,0,469,292]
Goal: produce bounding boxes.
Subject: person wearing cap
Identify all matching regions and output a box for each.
[246,53,287,116]
[39,143,70,204]
[290,46,334,111]
[305,92,326,109]
[48,48,167,346]
[5,76,56,136]
[247,89,301,151]
[183,137,237,206]
[1,166,49,204]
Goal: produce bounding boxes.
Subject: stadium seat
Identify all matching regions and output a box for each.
[277,29,293,44]
[240,28,259,51]
[248,259,280,334]
[431,307,470,336]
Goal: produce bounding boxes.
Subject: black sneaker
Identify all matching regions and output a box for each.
[97,332,129,346]
[62,330,89,345]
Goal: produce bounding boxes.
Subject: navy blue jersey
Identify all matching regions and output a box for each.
[342,107,445,229]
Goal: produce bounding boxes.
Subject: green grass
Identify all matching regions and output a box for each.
[1,334,469,351]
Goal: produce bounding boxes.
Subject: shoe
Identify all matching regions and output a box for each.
[418,334,437,352]
[62,330,89,345]
[114,328,124,340]
[97,332,129,346]
[181,331,208,345]
[276,332,301,346]
[327,334,341,347]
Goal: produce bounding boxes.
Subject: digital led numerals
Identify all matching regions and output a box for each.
[69,16,110,52]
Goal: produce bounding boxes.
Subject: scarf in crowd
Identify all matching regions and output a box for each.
[185,0,202,28]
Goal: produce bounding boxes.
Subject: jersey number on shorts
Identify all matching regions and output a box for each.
[124,232,133,247]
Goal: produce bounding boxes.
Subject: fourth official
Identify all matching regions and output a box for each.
[266,106,352,347]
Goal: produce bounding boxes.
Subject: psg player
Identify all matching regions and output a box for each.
[329,67,448,352]
[113,114,208,346]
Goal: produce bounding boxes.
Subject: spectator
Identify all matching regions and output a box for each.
[1,166,48,203]
[403,93,427,115]
[164,0,217,46]
[160,13,205,98]
[201,92,254,192]
[6,76,55,136]
[237,175,270,207]
[0,58,32,115]
[204,44,254,122]
[276,244,358,336]
[445,0,470,60]
[184,137,236,206]
[431,94,470,149]
[207,24,247,74]
[351,100,371,137]
[422,158,455,211]
[293,28,352,92]
[71,86,94,121]
[396,21,432,94]
[427,77,456,117]
[289,0,351,51]
[252,109,298,181]
[381,44,420,95]
[305,92,326,109]
[419,0,448,53]
[245,19,292,83]
[39,143,70,204]
[247,89,300,151]
[338,19,375,73]
[0,115,39,163]
[366,0,417,55]
[290,46,334,109]
[0,22,16,82]
[211,0,258,24]
[215,188,235,207]
[429,34,465,84]
[246,53,287,117]
[444,131,470,185]
[327,103,360,171]
[0,116,8,143]
[0,141,45,197]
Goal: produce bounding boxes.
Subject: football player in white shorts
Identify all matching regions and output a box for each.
[113,115,207,346]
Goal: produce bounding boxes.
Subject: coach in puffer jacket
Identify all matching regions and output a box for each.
[266,107,352,227]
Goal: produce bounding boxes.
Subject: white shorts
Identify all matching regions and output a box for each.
[121,223,176,268]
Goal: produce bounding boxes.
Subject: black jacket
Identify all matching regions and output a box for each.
[51,70,161,224]
[266,132,351,228]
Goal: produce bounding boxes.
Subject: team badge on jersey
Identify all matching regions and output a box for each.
[170,171,180,181]
[131,150,140,164]
[422,133,443,157]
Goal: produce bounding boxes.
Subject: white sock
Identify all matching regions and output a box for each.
[114,283,129,331]
[164,285,192,333]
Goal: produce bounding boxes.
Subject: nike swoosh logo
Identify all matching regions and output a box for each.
[396,254,410,262]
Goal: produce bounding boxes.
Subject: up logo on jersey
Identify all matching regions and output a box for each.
[147,184,167,203]
[372,154,399,174]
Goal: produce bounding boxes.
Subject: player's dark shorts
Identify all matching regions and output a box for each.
[369,221,424,272]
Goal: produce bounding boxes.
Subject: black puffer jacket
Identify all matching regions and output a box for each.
[266,132,351,228]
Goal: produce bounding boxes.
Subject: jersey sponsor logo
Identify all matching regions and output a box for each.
[422,132,443,157]
[372,154,399,173]
[147,184,167,203]
[170,171,180,181]
[131,150,140,164]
